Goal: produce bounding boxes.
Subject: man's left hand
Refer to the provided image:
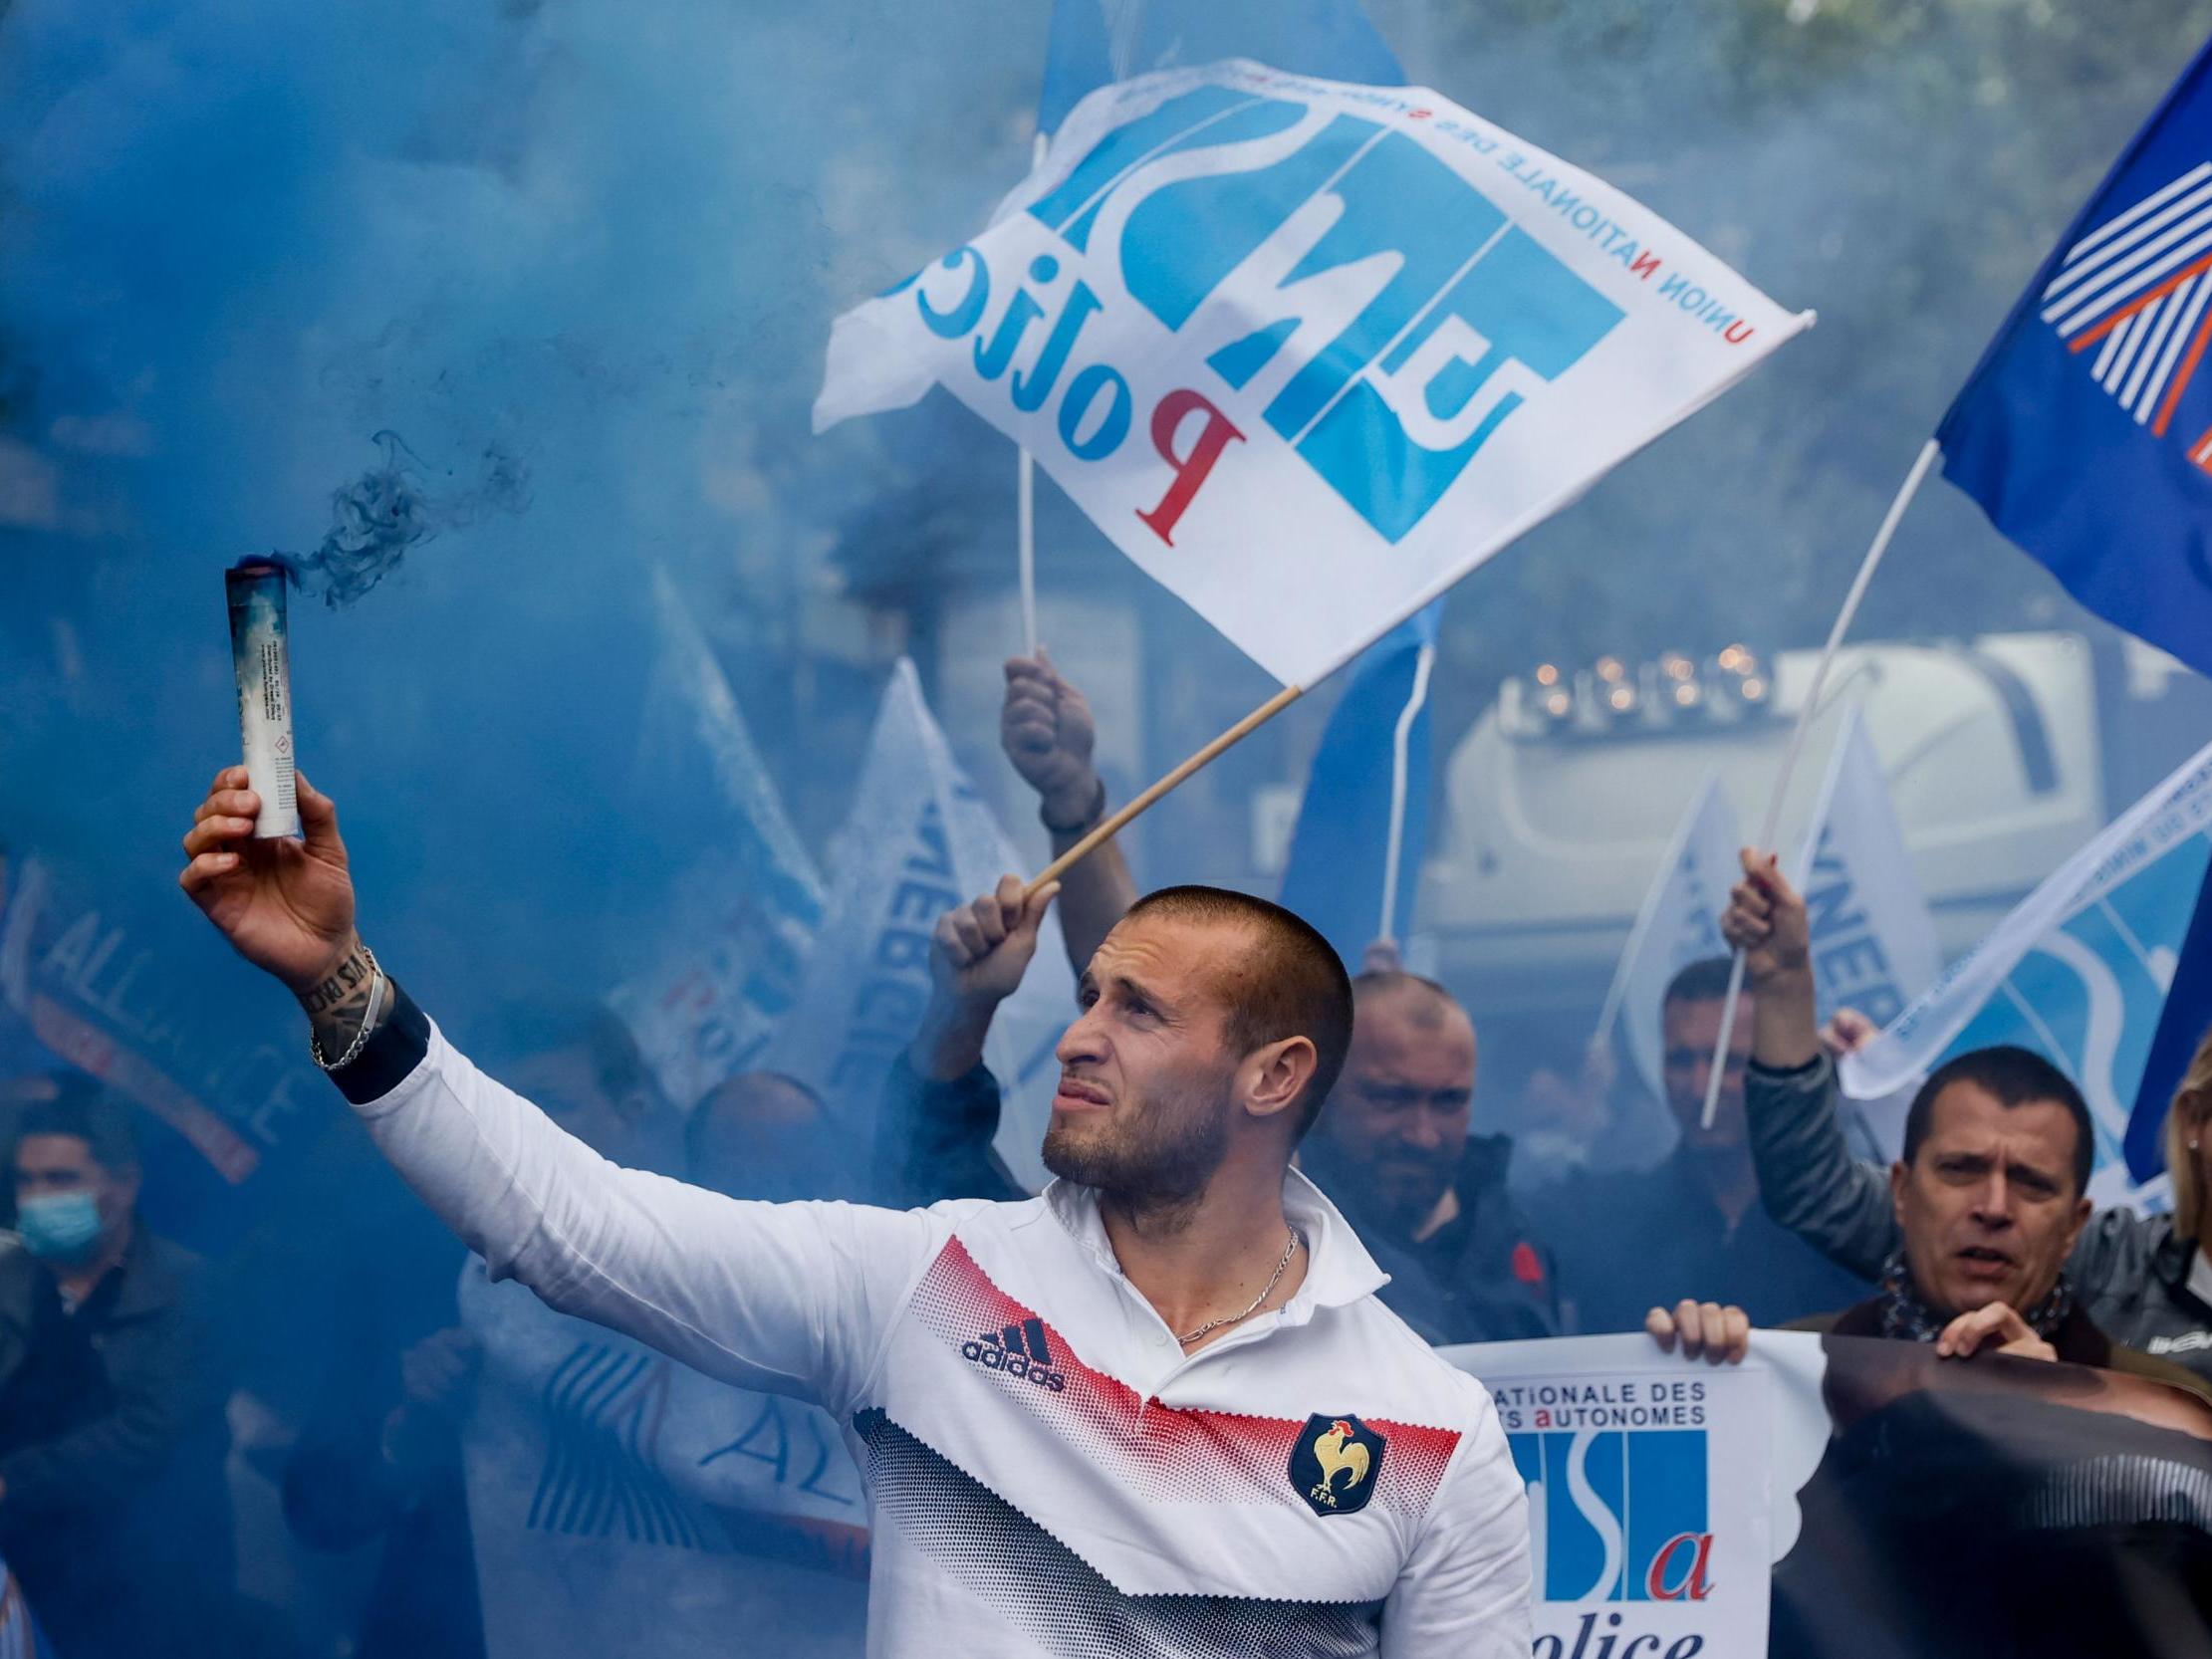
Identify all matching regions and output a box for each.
[1646,1300,1751,1364]
[1935,1302,2057,1361]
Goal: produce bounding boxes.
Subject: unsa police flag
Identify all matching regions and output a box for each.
[817,61,1812,690]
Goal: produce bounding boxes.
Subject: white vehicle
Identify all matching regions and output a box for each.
[1416,631,2190,1018]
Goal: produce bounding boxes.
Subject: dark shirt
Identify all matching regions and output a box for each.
[1748,1052,2212,1379]
[0,1227,234,1658]
[872,1057,1026,1208]
[1532,1148,1871,1334]
[282,1191,485,1659]
[1808,1292,2212,1402]
[1770,1357,2212,1659]
[1302,1135,1561,1346]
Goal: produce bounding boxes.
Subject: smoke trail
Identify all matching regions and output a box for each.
[273,429,530,606]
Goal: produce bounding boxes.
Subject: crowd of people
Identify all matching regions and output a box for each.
[5,652,2211,1654]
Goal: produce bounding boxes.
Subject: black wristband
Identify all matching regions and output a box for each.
[330,982,432,1105]
[1040,776,1107,836]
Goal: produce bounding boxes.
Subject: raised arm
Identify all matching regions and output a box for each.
[874,877,1058,1206]
[1002,652,1136,973]
[1722,848,1898,1278]
[179,768,933,1414]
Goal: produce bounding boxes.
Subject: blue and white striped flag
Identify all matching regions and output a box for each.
[1939,33,2212,679]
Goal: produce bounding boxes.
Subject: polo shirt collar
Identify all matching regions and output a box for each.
[1043,1167,1389,1315]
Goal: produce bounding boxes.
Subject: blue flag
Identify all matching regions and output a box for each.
[2127,850,2212,1182]
[1938,34,2212,678]
[1037,0,1401,136]
[1278,602,1439,972]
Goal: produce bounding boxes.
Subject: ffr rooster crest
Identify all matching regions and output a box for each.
[1289,1413,1387,1519]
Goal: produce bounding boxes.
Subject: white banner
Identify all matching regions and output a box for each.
[1447,1328,2212,1657]
[611,569,826,1109]
[765,660,1075,1192]
[1791,705,1942,1034]
[1444,1332,1818,1659]
[1604,773,1741,1152]
[817,62,1811,686]
[459,1263,868,1659]
[1841,737,2212,1195]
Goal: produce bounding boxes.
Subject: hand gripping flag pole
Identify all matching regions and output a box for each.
[1696,437,1941,1129]
[1028,683,1307,895]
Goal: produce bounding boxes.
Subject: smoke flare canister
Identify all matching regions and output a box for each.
[225,560,302,838]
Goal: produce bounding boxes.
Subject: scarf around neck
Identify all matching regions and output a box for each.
[1875,1249,2073,1344]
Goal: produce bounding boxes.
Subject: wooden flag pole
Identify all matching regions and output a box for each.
[1029,683,1306,894]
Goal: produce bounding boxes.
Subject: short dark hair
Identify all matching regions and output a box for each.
[1902,1046,2093,1194]
[12,1073,138,1175]
[1123,885,1352,1138]
[1663,956,1740,1010]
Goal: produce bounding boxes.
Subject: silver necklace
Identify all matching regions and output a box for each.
[1177,1227,1302,1346]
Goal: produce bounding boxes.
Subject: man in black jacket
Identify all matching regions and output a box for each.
[1297,969,1559,1343]
[1727,849,2212,1383]
[1531,957,1866,1333]
[0,1079,234,1658]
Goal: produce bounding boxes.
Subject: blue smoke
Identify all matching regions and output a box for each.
[0,2,1041,1645]
[261,430,531,606]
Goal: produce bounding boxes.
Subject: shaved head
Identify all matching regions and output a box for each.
[1122,886,1353,1135]
[1352,971,1464,1031]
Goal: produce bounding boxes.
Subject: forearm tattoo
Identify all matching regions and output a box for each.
[298,937,383,1055]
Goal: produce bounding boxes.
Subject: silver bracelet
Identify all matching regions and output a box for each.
[310,944,385,1072]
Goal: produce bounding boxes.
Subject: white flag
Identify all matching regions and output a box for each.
[1601,772,1742,1161]
[458,1263,868,1659]
[1791,706,1942,1033]
[817,62,1811,686]
[1842,737,2212,1202]
[766,660,1074,1192]
[610,570,825,1109]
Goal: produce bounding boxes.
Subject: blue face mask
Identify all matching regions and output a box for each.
[17,1191,105,1263]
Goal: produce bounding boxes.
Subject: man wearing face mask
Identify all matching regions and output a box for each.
[0,1077,235,1658]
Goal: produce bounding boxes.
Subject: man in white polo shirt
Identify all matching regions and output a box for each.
[179,767,1529,1656]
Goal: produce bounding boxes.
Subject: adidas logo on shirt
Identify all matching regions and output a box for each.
[961,1317,1067,1392]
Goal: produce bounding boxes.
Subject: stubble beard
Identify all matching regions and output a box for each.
[1043,1083,1234,1232]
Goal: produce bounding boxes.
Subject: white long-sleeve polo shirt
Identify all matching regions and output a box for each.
[332,990,1531,1657]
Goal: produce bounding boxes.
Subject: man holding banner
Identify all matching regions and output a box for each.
[1723,851,2212,1383]
[178,768,1533,1655]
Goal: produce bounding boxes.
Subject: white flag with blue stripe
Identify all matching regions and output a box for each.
[1791,705,1942,1035]
[1602,771,1742,1162]
[1841,737,2212,1204]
